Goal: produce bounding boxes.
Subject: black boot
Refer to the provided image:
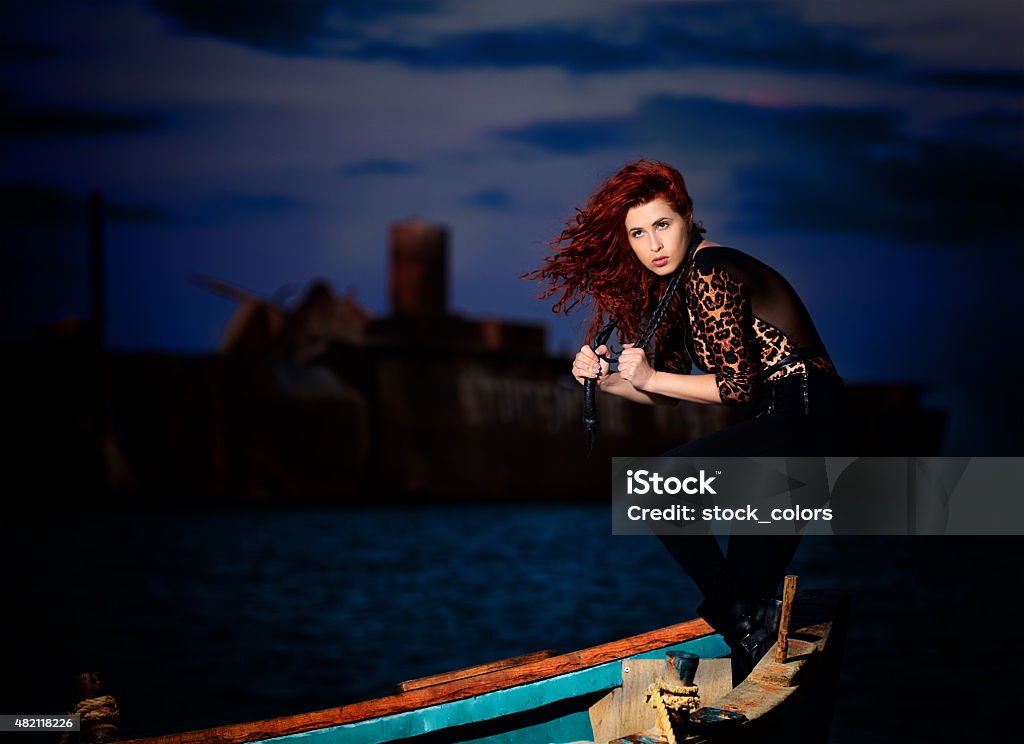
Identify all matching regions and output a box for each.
[698,597,782,686]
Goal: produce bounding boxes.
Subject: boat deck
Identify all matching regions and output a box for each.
[612,590,849,743]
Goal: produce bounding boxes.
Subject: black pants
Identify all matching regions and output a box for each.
[657,372,847,608]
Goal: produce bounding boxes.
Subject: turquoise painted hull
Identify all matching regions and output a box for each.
[264,636,729,744]
[118,589,847,744]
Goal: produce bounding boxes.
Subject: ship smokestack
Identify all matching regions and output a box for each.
[389,221,448,317]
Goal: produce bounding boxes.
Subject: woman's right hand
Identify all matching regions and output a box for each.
[573,344,611,386]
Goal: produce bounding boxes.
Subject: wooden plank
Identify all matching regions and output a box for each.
[775,574,799,663]
[395,649,558,692]
[590,659,663,744]
[691,658,732,709]
[611,590,848,744]
[589,655,734,744]
[118,617,714,744]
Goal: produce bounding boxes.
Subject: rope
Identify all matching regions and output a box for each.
[59,695,120,744]
[645,679,700,744]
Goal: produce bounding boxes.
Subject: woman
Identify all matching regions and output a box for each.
[527,159,846,685]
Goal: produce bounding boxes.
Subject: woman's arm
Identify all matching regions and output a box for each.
[619,254,762,405]
[574,344,675,406]
[597,371,684,405]
[616,346,723,405]
[632,367,723,404]
[685,252,762,405]
[574,343,721,406]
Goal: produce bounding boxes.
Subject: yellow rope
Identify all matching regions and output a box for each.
[59,694,120,744]
[645,679,700,744]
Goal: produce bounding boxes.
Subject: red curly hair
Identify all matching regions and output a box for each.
[526,159,704,373]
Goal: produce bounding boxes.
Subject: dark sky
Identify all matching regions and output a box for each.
[3,0,1023,453]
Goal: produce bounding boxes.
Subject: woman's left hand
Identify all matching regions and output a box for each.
[618,343,655,391]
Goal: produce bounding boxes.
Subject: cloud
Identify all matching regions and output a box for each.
[342,2,892,74]
[338,159,418,177]
[494,117,632,154]
[0,96,161,139]
[923,69,1024,93]
[190,192,312,221]
[465,188,513,210]
[954,109,1024,137]
[493,93,1023,248]
[0,37,65,61]
[741,137,1023,247]
[0,182,173,227]
[699,98,1023,247]
[150,0,334,53]
[624,1,894,74]
[148,0,892,75]
[348,29,641,72]
[213,193,309,212]
[149,0,441,54]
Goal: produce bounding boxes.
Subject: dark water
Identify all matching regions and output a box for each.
[3,507,1021,742]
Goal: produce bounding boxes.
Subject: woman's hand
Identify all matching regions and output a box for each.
[573,341,719,405]
[572,344,611,386]
[618,343,655,390]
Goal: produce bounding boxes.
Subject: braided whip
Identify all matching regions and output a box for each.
[582,231,703,456]
[583,318,618,456]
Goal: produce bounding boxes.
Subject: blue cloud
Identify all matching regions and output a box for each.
[0,182,173,227]
[924,70,1024,93]
[495,93,1023,248]
[193,192,311,220]
[0,37,65,61]
[465,188,513,210]
[150,0,441,54]
[150,0,334,53]
[1,97,161,139]
[350,29,641,73]
[652,1,892,74]
[338,159,417,177]
[345,3,892,75]
[149,0,892,75]
[953,109,1024,140]
[740,137,1022,247]
[494,117,633,154]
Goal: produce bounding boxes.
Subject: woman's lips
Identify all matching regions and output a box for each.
[652,256,670,267]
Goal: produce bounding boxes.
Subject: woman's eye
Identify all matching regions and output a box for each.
[631,230,643,238]
[657,221,669,229]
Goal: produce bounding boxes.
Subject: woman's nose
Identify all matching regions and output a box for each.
[648,234,662,252]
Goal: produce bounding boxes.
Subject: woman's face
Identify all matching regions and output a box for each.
[625,198,690,277]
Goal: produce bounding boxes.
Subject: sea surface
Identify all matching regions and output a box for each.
[3,506,1020,742]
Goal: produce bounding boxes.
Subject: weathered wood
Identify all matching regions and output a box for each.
[695,592,844,732]
[590,659,662,743]
[73,672,119,744]
[118,617,713,744]
[691,658,732,709]
[78,672,104,699]
[613,590,848,744]
[775,574,799,663]
[394,648,558,692]
[590,656,733,744]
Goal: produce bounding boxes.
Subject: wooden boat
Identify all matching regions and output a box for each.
[118,589,847,744]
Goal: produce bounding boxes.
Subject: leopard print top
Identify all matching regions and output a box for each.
[681,245,838,405]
